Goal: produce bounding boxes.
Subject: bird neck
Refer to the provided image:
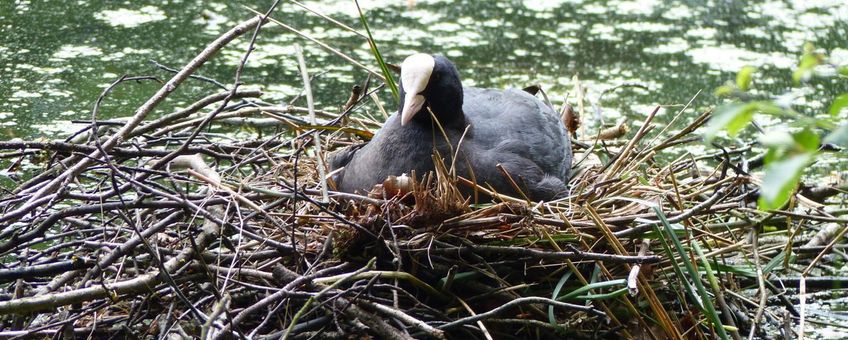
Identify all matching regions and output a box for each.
[421,101,464,129]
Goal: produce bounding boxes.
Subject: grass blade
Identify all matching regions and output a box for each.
[653,206,729,340]
[354,0,399,101]
[557,279,626,301]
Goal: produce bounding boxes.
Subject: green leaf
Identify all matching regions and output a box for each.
[549,271,573,326]
[701,262,756,278]
[704,102,756,140]
[714,85,734,97]
[840,66,848,77]
[759,131,795,150]
[758,153,815,210]
[803,42,815,55]
[652,208,729,340]
[830,94,848,116]
[793,52,820,84]
[752,101,787,116]
[636,222,686,239]
[763,146,782,164]
[736,66,756,91]
[763,250,796,275]
[792,128,820,152]
[824,123,848,147]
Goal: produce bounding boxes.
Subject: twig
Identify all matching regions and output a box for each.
[748,227,767,340]
[295,44,328,203]
[0,257,93,283]
[437,297,605,330]
[627,239,651,296]
[432,244,661,264]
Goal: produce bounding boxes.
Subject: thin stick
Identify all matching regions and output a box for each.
[295,44,328,203]
[495,164,532,203]
[600,105,659,180]
[438,297,606,331]
[627,238,651,296]
[799,277,807,340]
[748,227,767,340]
[455,297,494,340]
[243,6,384,80]
[288,0,368,38]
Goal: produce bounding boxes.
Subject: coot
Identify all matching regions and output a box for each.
[329,54,572,201]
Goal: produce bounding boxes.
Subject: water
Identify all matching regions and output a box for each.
[2,0,846,141]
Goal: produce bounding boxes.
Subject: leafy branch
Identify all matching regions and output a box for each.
[705,43,848,210]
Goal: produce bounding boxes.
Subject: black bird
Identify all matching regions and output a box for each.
[328,54,572,201]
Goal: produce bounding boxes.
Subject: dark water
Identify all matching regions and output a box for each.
[2,0,846,141]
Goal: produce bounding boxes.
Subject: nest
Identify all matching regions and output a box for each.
[0,15,845,340]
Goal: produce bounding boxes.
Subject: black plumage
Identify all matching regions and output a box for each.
[329,54,572,201]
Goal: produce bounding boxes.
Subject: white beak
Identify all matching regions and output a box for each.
[401,93,425,126]
[399,53,435,127]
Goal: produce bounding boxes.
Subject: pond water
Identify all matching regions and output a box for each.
[2,0,846,142]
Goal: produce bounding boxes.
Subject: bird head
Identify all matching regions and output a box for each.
[398,53,463,126]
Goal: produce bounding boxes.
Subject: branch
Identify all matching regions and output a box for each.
[3,16,264,223]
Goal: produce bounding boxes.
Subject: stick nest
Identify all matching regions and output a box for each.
[0,17,845,340]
